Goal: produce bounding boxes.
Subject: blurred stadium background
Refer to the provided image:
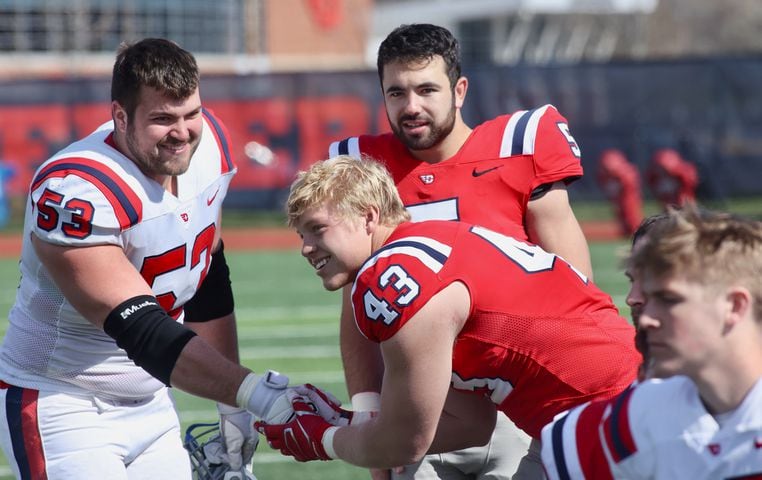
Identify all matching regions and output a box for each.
[0,0,761,224]
[1,0,761,478]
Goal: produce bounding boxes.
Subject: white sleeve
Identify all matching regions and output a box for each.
[30,166,129,247]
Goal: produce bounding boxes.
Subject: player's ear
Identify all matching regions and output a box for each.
[364,206,380,234]
[454,76,468,109]
[112,101,128,132]
[722,285,751,334]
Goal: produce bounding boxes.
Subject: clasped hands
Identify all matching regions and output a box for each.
[255,384,358,462]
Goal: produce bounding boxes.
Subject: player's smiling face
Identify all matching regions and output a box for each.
[296,203,372,291]
[382,56,460,152]
[121,86,203,185]
[638,273,726,378]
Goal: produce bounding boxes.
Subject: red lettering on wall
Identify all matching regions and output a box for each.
[296,96,370,171]
[0,95,386,199]
[204,99,296,189]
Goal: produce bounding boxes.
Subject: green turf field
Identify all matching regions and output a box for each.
[0,240,631,479]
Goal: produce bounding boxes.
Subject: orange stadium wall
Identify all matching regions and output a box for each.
[266,0,372,70]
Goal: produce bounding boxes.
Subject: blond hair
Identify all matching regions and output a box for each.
[629,205,762,319]
[286,155,411,227]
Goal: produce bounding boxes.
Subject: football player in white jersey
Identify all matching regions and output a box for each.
[0,39,293,479]
[541,206,762,479]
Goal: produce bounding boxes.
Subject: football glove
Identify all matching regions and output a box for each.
[292,384,353,426]
[217,403,258,471]
[236,370,290,420]
[255,390,339,462]
[292,384,379,426]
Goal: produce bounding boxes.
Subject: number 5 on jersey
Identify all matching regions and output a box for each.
[556,122,581,158]
[363,264,420,325]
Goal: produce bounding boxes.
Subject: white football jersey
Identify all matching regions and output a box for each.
[541,376,762,480]
[0,110,236,400]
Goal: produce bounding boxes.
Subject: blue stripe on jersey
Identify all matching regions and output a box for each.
[608,386,636,461]
[725,472,762,479]
[33,162,140,227]
[202,108,234,171]
[511,107,538,156]
[550,412,572,480]
[374,239,449,266]
[6,386,31,480]
[337,138,350,155]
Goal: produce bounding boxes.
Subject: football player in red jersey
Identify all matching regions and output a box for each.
[541,206,762,480]
[647,148,699,209]
[597,149,644,237]
[256,156,639,475]
[328,23,593,480]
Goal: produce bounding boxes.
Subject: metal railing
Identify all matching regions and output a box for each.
[0,0,263,54]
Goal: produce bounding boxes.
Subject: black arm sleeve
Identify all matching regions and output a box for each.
[184,239,235,323]
[104,295,197,386]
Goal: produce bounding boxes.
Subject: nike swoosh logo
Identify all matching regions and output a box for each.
[472,166,501,177]
[207,187,220,206]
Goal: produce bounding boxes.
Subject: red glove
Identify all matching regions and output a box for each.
[255,390,338,462]
[293,384,353,426]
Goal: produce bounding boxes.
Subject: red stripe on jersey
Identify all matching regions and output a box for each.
[602,386,637,463]
[726,474,762,480]
[202,108,235,173]
[575,401,614,479]
[104,132,117,150]
[32,157,142,230]
[20,388,48,480]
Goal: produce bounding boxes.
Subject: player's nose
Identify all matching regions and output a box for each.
[170,118,191,142]
[626,278,644,308]
[402,93,423,114]
[301,239,317,257]
[637,310,659,330]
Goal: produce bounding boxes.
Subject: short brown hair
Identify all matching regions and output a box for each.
[629,204,762,319]
[111,38,199,117]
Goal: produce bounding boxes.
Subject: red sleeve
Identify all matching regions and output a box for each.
[531,105,584,188]
[350,240,450,343]
[542,399,616,480]
[600,386,638,463]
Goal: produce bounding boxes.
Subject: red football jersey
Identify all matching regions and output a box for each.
[351,221,639,438]
[329,104,583,240]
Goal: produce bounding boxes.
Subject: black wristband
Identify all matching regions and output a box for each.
[184,240,235,323]
[104,295,197,386]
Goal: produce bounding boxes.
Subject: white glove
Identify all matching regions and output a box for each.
[217,403,258,471]
[236,370,290,420]
[196,433,258,480]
